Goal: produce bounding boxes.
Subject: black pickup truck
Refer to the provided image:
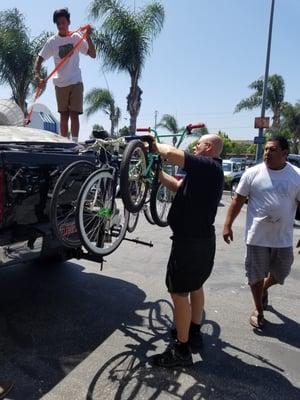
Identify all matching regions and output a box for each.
[0,125,95,268]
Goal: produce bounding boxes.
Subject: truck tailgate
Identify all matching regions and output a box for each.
[0,150,96,230]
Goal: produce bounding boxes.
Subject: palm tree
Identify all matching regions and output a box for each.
[89,0,164,133]
[281,102,300,154]
[235,74,285,129]
[0,8,50,114]
[85,88,121,136]
[157,114,182,146]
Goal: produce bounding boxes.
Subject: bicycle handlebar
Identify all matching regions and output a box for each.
[187,123,206,130]
[136,128,151,132]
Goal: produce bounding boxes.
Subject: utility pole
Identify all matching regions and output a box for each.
[255,0,275,163]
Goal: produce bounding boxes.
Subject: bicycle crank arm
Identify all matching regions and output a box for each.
[124,237,154,247]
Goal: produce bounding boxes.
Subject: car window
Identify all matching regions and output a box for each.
[222,163,232,172]
[288,156,300,168]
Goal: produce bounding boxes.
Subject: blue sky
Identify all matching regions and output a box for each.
[0,0,299,142]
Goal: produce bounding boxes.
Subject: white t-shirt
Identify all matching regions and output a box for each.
[39,32,88,87]
[236,162,300,247]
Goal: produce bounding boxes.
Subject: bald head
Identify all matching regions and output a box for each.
[193,134,224,158]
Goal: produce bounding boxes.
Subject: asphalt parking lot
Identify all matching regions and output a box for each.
[0,194,299,400]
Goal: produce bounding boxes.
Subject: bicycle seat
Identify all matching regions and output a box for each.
[124,134,154,144]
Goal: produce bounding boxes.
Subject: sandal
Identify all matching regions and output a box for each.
[262,291,268,310]
[250,311,264,329]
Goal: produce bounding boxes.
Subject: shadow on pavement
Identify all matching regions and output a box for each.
[86,300,300,400]
[253,305,300,349]
[0,261,146,399]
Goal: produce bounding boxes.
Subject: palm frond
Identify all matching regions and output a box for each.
[139,2,164,40]
[234,95,262,113]
[157,114,179,133]
[84,88,115,117]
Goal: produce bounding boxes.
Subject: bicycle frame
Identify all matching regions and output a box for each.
[135,123,206,184]
[136,123,205,149]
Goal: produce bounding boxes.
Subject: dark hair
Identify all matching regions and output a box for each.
[53,8,70,24]
[267,135,289,152]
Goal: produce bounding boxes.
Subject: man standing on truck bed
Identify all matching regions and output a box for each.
[34,8,96,142]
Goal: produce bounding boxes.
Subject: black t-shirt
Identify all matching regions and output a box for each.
[167,152,224,238]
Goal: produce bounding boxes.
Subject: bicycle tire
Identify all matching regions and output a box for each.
[50,160,96,248]
[76,168,129,256]
[127,212,139,233]
[120,140,149,213]
[150,178,174,227]
[143,204,155,225]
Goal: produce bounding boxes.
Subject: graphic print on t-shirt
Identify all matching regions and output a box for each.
[59,44,73,59]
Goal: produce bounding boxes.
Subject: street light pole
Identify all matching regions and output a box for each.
[255,0,275,163]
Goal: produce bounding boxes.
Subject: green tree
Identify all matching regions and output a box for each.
[118,125,130,137]
[218,131,235,158]
[90,123,106,139]
[90,0,164,133]
[93,123,105,131]
[235,74,285,129]
[85,88,121,136]
[281,102,300,154]
[0,8,50,113]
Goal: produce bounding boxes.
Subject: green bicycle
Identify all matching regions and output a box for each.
[120,123,205,227]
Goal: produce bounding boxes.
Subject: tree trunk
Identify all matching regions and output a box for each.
[14,94,27,115]
[127,74,142,134]
[272,106,281,130]
[110,116,114,137]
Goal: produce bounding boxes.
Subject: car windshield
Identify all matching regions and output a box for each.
[222,163,232,172]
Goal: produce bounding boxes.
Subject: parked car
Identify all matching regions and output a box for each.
[222,160,244,193]
[287,154,300,168]
[0,125,96,268]
[229,157,247,170]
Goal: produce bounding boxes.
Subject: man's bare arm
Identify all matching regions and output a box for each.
[159,171,182,192]
[223,194,247,244]
[33,56,44,78]
[155,143,185,168]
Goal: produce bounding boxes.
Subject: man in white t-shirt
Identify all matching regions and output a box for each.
[34,8,96,142]
[223,136,300,329]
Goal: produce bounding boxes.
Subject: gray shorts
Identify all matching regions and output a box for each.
[245,245,294,285]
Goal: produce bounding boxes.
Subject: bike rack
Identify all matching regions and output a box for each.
[71,236,153,271]
[124,237,153,247]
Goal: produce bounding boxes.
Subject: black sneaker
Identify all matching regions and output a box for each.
[151,345,193,368]
[170,327,203,349]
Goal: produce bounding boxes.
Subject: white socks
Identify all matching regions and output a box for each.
[72,136,79,143]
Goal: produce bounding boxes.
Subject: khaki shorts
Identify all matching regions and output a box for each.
[245,245,294,285]
[55,82,83,114]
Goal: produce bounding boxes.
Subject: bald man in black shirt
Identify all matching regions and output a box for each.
[151,134,224,367]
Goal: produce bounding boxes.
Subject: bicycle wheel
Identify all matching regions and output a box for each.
[76,169,129,256]
[50,160,96,248]
[120,140,149,213]
[150,179,174,227]
[127,212,139,233]
[143,204,155,225]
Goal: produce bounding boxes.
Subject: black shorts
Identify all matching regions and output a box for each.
[166,235,216,294]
